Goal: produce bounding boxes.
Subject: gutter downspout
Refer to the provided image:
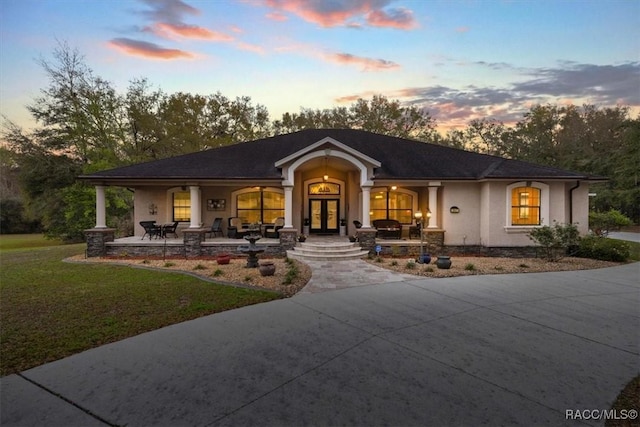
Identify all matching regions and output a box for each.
[569,181,581,224]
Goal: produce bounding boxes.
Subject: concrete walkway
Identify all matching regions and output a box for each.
[1,262,638,426]
[609,231,640,243]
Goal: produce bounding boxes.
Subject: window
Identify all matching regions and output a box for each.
[511,186,540,225]
[237,189,284,223]
[308,182,340,195]
[370,189,414,224]
[173,191,191,222]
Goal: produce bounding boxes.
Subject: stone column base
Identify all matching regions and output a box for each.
[183,228,207,258]
[356,228,377,254]
[85,228,116,257]
[424,229,445,252]
[279,229,298,251]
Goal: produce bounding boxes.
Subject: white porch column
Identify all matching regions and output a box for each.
[95,185,107,228]
[427,184,440,228]
[189,185,201,228]
[283,185,294,228]
[361,185,372,228]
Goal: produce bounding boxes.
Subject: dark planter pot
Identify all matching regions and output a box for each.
[216,254,231,265]
[298,236,306,242]
[259,262,276,277]
[417,254,431,264]
[436,255,452,269]
[348,236,357,243]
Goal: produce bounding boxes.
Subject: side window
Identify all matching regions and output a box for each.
[510,186,541,225]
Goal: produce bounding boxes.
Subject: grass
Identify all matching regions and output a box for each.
[0,234,64,251]
[615,239,640,261]
[605,375,640,427]
[0,234,281,376]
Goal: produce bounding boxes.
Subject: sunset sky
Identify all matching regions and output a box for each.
[1,0,638,132]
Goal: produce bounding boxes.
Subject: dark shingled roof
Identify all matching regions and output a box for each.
[80,129,599,181]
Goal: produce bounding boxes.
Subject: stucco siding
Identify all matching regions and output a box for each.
[571,184,590,234]
[548,181,567,224]
[441,182,481,245]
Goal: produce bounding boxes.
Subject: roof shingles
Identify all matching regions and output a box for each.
[80,129,595,181]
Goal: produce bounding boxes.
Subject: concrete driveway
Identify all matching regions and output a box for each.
[2,262,639,426]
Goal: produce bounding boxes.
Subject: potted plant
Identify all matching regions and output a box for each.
[259,261,276,276]
[436,255,452,269]
[348,235,358,243]
[417,253,431,264]
[298,234,307,242]
[340,218,347,236]
[216,253,231,265]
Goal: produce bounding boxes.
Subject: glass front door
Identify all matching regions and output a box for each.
[309,199,339,234]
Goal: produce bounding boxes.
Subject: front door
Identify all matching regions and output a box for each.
[309,199,339,234]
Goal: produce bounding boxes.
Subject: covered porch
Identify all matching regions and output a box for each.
[85,227,446,259]
[85,136,445,258]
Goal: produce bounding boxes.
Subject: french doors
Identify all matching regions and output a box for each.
[309,199,339,234]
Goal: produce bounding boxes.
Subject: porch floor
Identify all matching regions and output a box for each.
[111,236,280,245]
[110,235,423,246]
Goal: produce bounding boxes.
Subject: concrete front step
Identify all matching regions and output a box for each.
[287,241,369,261]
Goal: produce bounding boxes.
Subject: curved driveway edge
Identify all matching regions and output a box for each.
[2,263,639,426]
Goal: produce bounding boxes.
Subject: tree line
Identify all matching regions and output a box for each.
[1,43,638,239]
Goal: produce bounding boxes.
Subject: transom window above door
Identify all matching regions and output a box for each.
[308,182,340,195]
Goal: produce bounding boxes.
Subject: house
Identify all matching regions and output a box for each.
[80,129,603,257]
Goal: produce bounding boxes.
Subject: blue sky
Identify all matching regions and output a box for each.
[1,0,638,132]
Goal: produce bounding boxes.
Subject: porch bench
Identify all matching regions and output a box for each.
[373,219,403,239]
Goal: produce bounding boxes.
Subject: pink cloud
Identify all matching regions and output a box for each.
[335,91,378,103]
[235,41,266,55]
[455,26,470,33]
[260,0,416,29]
[325,52,400,71]
[151,22,234,41]
[108,38,194,59]
[266,11,288,21]
[366,8,417,29]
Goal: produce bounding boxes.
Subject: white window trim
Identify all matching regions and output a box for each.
[504,181,549,232]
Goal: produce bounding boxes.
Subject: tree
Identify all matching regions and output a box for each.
[589,210,633,236]
[273,95,438,141]
[439,104,639,222]
[2,42,275,239]
[2,41,131,240]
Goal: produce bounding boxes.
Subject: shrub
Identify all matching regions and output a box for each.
[589,210,632,237]
[405,260,416,269]
[424,266,434,273]
[375,256,383,263]
[528,222,580,261]
[390,260,398,266]
[212,269,224,277]
[577,236,630,262]
[519,263,530,268]
[193,264,207,270]
[164,262,175,267]
[282,261,300,285]
[464,263,476,271]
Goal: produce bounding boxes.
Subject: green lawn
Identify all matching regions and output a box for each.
[622,239,640,261]
[0,235,281,376]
